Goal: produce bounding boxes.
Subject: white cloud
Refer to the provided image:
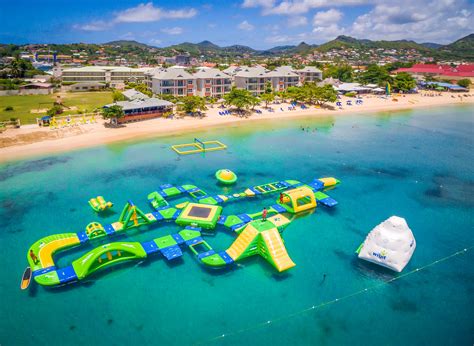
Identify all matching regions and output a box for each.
[312,24,344,39]
[149,38,162,45]
[120,32,136,40]
[349,0,474,43]
[238,20,255,31]
[287,16,308,27]
[265,35,294,44]
[161,27,184,35]
[253,0,372,15]
[242,0,275,8]
[313,9,343,26]
[115,3,197,23]
[74,2,197,32]
[73,20,111,31]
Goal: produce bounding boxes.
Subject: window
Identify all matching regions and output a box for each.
[188,80,193,85]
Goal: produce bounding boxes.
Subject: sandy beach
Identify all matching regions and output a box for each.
[1,93,473,163]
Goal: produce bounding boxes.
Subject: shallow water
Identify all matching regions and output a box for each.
[1,105,473,345]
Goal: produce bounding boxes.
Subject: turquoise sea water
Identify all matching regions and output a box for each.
[0,105,473,345]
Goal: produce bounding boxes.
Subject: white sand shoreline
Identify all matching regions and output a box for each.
[1,93,473,163]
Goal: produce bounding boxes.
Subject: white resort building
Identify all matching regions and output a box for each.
[234,65,302,95]
[294,66,323,83]
[267,66,300,91]
[61,66,150,88]
[193,68,232,98]
[145,67,196,96]
[234,66,270,95]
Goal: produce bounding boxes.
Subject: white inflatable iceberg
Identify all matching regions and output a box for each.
[357,216,416,272]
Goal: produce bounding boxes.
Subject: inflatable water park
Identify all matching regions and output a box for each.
[23,173,341,289]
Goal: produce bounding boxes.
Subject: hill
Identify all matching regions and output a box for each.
[316,35,433,53]
[1,33,473,62]
[104,40,155,49]
[437,34,474,59]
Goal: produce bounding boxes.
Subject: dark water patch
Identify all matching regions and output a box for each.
[370,183,386,192]
[69,325,76,331]
[333,249,352,261]
[107,318,114,325]
[347,225,365,237]
[97,209,117,218]
[270,271,292,281]
[163,257,184,269]
[389,297,418,313]
[28,281,38,297]
[97,163,177,182]
[317,318,334,339]
[353,258,397,281]
[7,228,23,234]
[1,198,26,230]
[421,174,474,207]
[135,324,144,331]
[371,166,411,179]
[0,156,71,182]
[69,208,77,212]
[201,277,215,287]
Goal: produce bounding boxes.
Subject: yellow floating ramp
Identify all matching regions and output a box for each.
[226,224,259,260]
[261,228,296,272]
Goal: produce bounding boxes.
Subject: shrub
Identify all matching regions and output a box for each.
[345,91,357,97]
[4,106,14,111]
[457,79,471,88]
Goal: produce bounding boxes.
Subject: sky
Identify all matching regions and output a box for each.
[0,0,473,49]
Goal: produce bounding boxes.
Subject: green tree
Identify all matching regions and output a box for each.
[112,90,126,102]
[101,105,125,122]
[260,93,275,108]
[305,84,337,106]
[47,105,63,116]
[457,79,471,88]
[133,83,152,97]
[249,95,261,110]
[206,97,217,108]
[223,87,254,111]
[178,96,207,115]
[393,72,416,92]
[160,94,178,103]
[324,64,353,82]
[264,81,273,94]
[286,86,306,102]
[358,64,392,86]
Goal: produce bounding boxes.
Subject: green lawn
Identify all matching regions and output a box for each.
[0,91,113,124]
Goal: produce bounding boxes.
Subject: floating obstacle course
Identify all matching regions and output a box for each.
[171,138,227,155]
[25,175,340,288]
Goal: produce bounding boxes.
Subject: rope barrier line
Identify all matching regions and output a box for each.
[197,246,473,345]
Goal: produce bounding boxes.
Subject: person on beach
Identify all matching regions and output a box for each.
[279,193,284,204]
[262,208,268,221]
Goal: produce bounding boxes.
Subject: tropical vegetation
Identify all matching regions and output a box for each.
[177,96,207,115]
[101,105,124,122]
